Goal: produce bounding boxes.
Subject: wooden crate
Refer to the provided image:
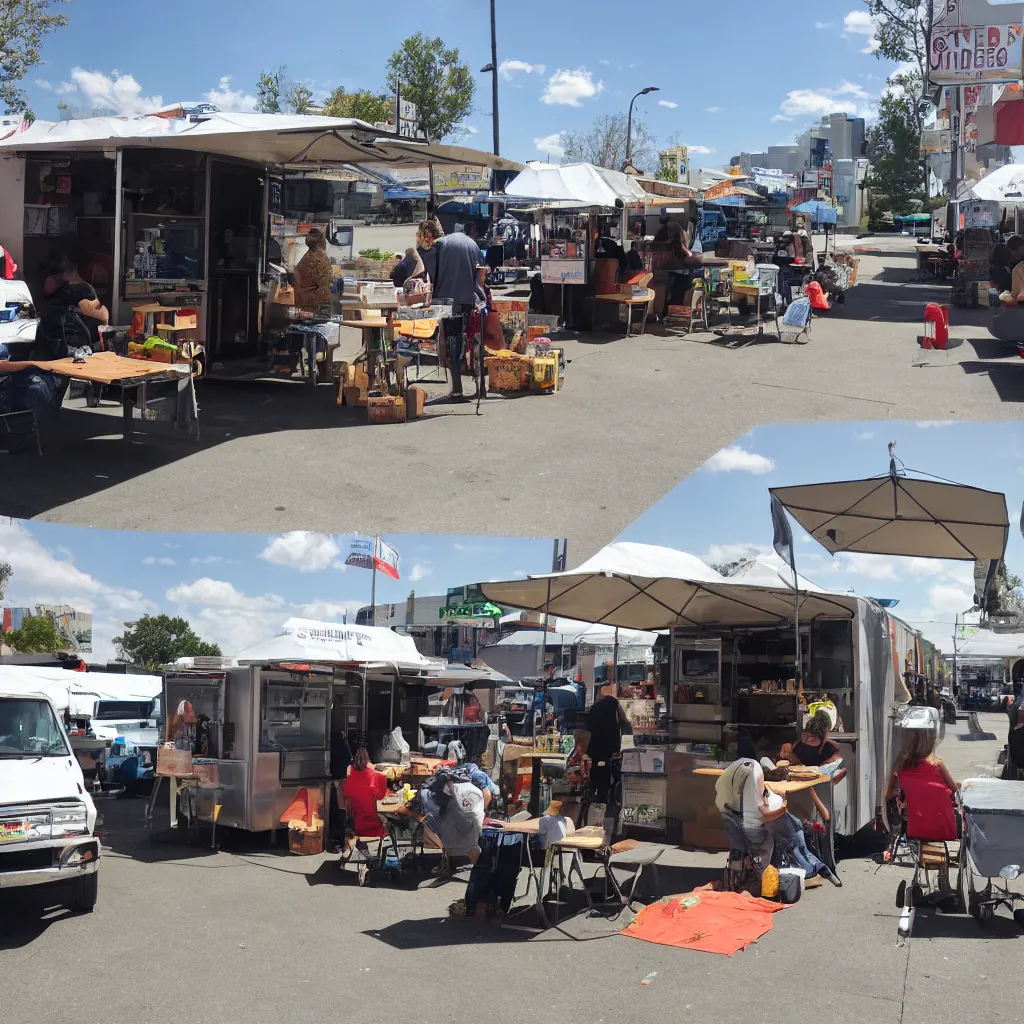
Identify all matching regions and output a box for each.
[486,354,530,391]
[287,825,324,856]
[367,394,406,424]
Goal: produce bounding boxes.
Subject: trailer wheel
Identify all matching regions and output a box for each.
[68,872,98,913]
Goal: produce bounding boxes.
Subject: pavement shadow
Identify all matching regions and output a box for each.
[964,336,1018,361]
[828,283,950,324]
[960,361,1024,403]
[0,893,80,949]
[0,375,454,520]
[911,906,1023,941]
[364,916,533,948]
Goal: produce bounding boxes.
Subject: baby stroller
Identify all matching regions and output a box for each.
[885,707,961,942]
[958,777,1024,928]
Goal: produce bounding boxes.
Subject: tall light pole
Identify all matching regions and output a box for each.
[479,0,500,156]
[624,86,659,172]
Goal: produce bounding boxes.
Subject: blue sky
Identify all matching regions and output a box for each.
[0,523,555,659]
[21,0,900,168]
[618,421,1024,651]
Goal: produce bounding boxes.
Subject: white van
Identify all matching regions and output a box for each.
[0,689,100,912]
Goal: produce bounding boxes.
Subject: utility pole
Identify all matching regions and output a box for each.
[489,0,499,156]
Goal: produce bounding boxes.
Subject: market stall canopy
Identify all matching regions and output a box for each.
[792,200,838,224]
[958,161,1024,202]
[504,162,649,208]
[571,622,659,647]
[233,617,432,669]
[956,629,1024,659]
[0,112,521,171]
[0,666,161,716]
[717,555,828,592]
[425,662,513,688]
[770,469,1009,561]
[479,541,859,631]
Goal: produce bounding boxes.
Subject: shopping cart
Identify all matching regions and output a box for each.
[958,777,1024,928]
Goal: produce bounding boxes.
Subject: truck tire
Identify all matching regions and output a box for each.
[68,872,98,913]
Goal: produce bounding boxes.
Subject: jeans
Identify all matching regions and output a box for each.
[448,305,474,392]
[767,812,826,878]
[3,369,64,413]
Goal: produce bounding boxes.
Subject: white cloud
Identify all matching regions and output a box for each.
[704,542,771,565]
[815,20,833,29]
[771,114,793,123]
[832,552,902,582]
[534,131,567,158]
[658,99,678,109]
[258,531,341,573]
[542,68,604,107]
[687,144,714,154]
[842,10,884,53]
[408,562,433,583]
[777,80,874,121]
[190,555,225,565]
[854,430,874,441]
[464,125,479,134]
[706,106,722,114]
[56,68,162,116]
[703,445,776,475]
[499,59,546,81]
[142,556,176,566]
[166,577,284,612]
[914,421,955,429]
[204,75,257,112]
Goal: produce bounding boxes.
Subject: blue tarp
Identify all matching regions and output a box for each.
[792,199,838,224]
[715,194,747,206]
[385,186,429,201]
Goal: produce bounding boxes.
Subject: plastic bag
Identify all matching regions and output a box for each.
[381,726,411,765]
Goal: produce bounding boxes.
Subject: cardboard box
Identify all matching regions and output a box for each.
[343,385,367,408]
[367,394,406,424]
[405,385,426,419]
[173,311,198,330]
[156,746,193,777]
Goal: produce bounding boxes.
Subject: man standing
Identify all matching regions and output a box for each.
[432,225,484,400]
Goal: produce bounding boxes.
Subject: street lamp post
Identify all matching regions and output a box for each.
[479,0,500,156]
[624,86,659,172]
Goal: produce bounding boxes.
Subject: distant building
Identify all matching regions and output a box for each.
[1,604,92,653]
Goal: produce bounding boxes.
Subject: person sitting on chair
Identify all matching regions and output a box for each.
[340,746,388,885]
[779,711,842,768]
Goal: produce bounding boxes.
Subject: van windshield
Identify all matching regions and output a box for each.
[0,697,71,757]
[93,700,154,721]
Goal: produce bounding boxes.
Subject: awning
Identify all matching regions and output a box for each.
[425,662,513,688]
[504,162,649,208]
[957,161,1024,202]
[770,462,1009,561]
[956,629,1024,659]
[0,112,521,171]
[480,541,860,631]
[233,617,432,670]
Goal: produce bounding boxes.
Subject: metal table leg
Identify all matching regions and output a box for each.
[122,387,136,439]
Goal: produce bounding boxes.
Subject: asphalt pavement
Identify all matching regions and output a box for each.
[1,713,1020,1024]
[5,230,1023,562]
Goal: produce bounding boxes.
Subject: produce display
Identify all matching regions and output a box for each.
[358,248,400,261]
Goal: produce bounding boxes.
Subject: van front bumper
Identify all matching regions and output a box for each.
[0,837,100,889]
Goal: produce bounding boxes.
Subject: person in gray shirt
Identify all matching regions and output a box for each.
[433,226,484,398]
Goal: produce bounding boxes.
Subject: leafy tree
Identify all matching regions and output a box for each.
[655,164,678,183]
[113,614,221,670]
[6,614,64,653]
[864,89,923,216]
[286,84,314,115]
[864,0,937,195]
[322,87,392,126]
[386,33,474,141]
[0,561,10,601]
[256,66,286,113]
[0,0,70,117]
[562,113,656,174]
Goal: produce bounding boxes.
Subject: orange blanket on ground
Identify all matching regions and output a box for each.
[621,889,786,955]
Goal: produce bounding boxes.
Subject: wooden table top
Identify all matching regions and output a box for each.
[339,318,390,329]
[692,766,830,795]
[594,291,654,304]
[490,817,541,834]
[550,826,606,850]
[29,351,189,385]
[132,303,190,314]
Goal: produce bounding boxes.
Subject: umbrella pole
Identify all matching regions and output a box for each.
[613,626,619,690]
[793,563,802,701]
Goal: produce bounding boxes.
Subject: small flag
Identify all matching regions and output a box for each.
[770,493,795,570]
[1019,499,1024,541]
[346,537,400,580]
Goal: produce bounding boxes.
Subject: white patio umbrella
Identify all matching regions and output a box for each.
[480,541,859,631]
[504,162,649,207]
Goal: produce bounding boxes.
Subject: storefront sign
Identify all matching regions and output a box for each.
[929,23,1024,83]
[491,297,528,334]
[751,166,793,192]
[439,602,504,623]
[800,169,820,188]
[621,775,666,829]
[704,180,739,201]
[540,258,586,284]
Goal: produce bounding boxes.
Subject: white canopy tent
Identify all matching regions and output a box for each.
[717,554,831,593]
[0,112,522,172]
[504,162,649,208]
[957,629,1024,660]
[957,163,1024,203]
[233,617,433,671]
[0,665,161,717]
[480,541,860,630]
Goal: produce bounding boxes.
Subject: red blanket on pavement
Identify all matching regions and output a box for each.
[622,889,786,955]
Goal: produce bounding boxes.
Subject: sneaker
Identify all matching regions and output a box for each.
[357,863,368,886]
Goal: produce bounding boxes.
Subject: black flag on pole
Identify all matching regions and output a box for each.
[1019,499,1024,541]
[771,493,795,571]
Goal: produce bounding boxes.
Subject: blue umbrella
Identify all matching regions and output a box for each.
[792,199,837,225]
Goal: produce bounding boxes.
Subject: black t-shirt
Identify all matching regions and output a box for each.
[32,281,97,360]
[586,695,629,763]
[793,739,838,767]
[992,262,1014,292]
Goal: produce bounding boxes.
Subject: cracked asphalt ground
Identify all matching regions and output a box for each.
[5,229,1022,562]
[1,713,1018,1024]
